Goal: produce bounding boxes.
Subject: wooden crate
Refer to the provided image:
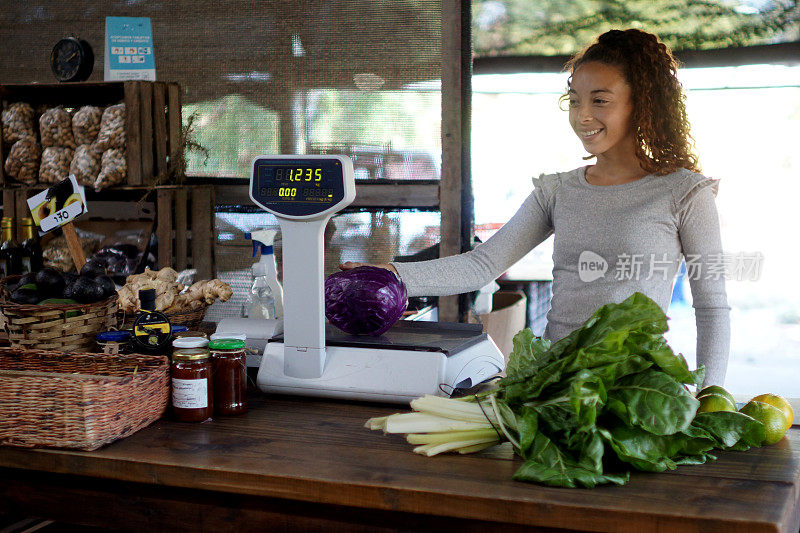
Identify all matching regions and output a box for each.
[155,185,216,280]
[0,81,182,187]
[2,185,215,279]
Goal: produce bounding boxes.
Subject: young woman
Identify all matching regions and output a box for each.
[342,29,730,386]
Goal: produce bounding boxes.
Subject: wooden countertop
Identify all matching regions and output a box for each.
[0,393,798,533]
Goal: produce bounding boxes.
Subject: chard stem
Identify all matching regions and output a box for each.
[490,393,520,450]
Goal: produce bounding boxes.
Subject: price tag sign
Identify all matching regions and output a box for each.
[27,176,88,234]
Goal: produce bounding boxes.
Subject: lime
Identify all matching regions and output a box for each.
[739,400,788,446]
[750,394,794,432]
[697,385,736,407]
[696,393,736,414]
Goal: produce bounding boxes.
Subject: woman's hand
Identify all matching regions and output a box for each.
[339,261,398,275]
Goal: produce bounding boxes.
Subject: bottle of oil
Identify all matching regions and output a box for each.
[132,288,173,355]
[20,217,43,274]
[0,218,23,278]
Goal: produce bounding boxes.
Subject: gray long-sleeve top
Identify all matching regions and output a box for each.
[392,166,730,386]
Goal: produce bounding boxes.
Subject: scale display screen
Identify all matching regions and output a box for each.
[251,157,347,217]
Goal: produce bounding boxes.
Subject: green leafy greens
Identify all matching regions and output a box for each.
[492,292,763,487]
[367,292,766,488]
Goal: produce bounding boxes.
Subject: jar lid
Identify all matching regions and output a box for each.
[208,339,246,350]
[172,336,209,349]
[96,330,132,342]
[210,331,246,341]
[174,330,208,339]
[172,348,210,361]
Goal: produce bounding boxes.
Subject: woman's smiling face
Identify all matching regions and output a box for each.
[568,61,636,160]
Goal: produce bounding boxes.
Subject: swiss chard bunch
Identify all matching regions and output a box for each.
[367,292,765,488]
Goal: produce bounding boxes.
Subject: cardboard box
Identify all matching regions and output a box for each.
[474,290,527,363]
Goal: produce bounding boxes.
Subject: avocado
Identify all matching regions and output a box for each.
[34,268,65,298]
[80,262,106,278]
[71,275,106,303]
[11,287,40,305]
[85,281,107,303]
[39,297,81,317]
[6,273,36,294]
[18,283,37,291]
[36,200,54,222]
[63,271,78,286]
[62,284,76,299]
[94,275,117,298]
[18,272,36,286]
[39,298,80,305]
[64,193,82,207]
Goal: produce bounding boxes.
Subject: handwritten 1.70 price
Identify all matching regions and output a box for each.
[40,201,83,232]
[51,209,71,223]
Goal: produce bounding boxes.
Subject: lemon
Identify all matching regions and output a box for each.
[739,400,788,446]
[750,394,794,432]
[696,393,736,414]
[697,385,736,407]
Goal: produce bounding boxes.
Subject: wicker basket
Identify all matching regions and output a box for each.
[0,348,169,450]
[117,303,210,331]
[0,276,119,352]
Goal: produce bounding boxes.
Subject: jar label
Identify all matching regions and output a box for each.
[172,378,208,409]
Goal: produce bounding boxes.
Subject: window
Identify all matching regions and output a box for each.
[470,63,800,399]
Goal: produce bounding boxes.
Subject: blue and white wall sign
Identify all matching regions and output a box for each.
[104,17,156,81]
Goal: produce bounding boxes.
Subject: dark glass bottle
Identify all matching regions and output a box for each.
[0,217,23,278]
[20,217,43,273]
[132,288,173,355]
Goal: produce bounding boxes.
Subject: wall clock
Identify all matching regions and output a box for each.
[50,37,94,82]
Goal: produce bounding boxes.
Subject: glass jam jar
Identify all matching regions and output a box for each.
[171,347,213,422]
[210,332,246,343]
[208,339,247,416]
[172,336,209,351]
[96,330,132,354]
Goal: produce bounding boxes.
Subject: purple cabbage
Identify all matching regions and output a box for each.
[324,266,408,336]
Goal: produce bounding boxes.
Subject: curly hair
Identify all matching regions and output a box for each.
[563,29,700,175]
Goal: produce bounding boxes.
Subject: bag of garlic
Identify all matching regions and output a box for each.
[39,106,77,149]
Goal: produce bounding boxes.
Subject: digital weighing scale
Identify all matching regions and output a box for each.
[249,155,504,403]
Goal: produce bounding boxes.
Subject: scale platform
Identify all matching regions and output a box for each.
[256,320,504,403]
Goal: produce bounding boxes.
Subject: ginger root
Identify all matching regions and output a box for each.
[164,280,232,314]
[118,267,232,314]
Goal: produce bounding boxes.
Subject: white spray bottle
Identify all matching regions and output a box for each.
[245,230,284,319]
